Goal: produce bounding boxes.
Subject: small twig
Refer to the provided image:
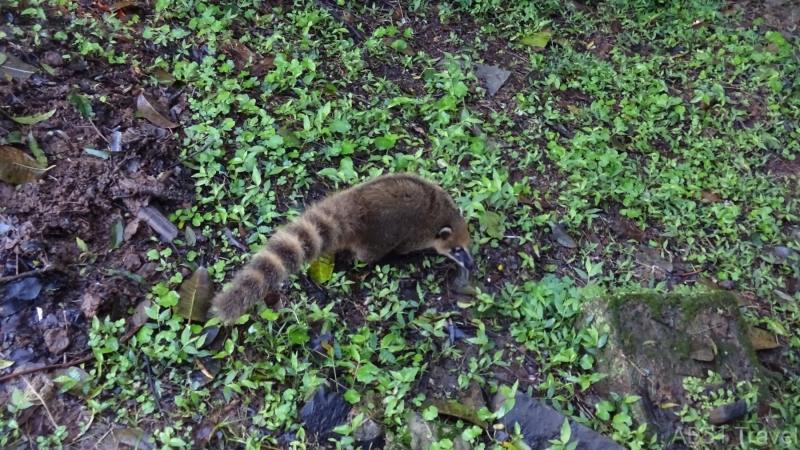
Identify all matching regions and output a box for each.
[100,154,136,195]
[88,117,110,144]
[0,265,55,286]
[313,0,366,43]
[143,354,164,416]
[166,139,215,170]
[0,354,95,383]
[679,268,705,277]
[0,320,138,383]
[22,376,59,429]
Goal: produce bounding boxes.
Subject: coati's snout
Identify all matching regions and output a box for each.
[435,225,476,272]
[449,246,475,271]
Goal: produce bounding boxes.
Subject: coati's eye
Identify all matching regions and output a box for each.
[437,226,452,239]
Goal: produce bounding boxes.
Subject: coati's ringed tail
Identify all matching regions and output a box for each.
[210,172,474,324]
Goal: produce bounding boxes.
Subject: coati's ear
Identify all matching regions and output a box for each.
[437,227,452,239]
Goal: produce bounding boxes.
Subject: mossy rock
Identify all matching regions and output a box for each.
[581,291,772,443]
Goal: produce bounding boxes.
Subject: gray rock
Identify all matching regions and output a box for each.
[708,400,748,425]
[299,385,352,443]
[473,64,511,96]
[491,389,624,450]
[408,412,437,450]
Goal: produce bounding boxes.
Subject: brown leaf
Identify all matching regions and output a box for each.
[109,1,138,12]
[136,93,180,129]
[689,338,715,362]
[748,326,780,351]
[608,216,645,242]
[80,292,102,319]
[249,57,276,77]
[125,300,151,338]
[701,191,722,202]
[610,20,622,34]
[176,267,213,323]
[123,218,141,241]
[153,67,177,86]
[0,145,47,185]
[43,328,70,355]
[222,39,256,71]
[191,356,221,388]
[0,51,38,80]
[97,428,155,450]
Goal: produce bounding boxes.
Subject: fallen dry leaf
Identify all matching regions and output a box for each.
[80,292,102,319]
[153,67,177,86]
[123,218,141,241]
[43,328,70,355]
[136,93,180,129]
[109,1,138,12]
[0,145,48,185]
[0,51,38,80]
[748,326,780,351]
[701,191,722,202]
[176,267,213,322]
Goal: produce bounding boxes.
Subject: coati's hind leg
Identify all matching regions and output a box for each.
[352,244,394,264]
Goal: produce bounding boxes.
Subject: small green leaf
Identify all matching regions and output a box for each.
[185,227,197,247]
[482,211,505,239]
[12,108,56,125]
[109,219,123,250]
[560,417,572,443]
[344,389,361,403]
[330,119,351,133]
[76,237,88,252]
[422,405,439,420]
[27,131,47,166]
[374,135,397,150]
[4,131,23,144]
[68,91,93,118]
[521,30,552,50]
[260,308,279,321]
[288,327,310,345]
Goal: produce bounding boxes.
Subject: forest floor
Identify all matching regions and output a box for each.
[1,0,799,448]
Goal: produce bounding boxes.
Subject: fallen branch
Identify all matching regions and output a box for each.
[313,0,365,43]
[0,354,94,384]
[0,265,56,286]
[0,318,139,383]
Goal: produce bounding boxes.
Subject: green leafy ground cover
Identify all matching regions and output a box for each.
[2,0,799,448]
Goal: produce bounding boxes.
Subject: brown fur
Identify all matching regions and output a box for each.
[210,172,473,324]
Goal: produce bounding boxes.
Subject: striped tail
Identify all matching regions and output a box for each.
[210,206,342,324]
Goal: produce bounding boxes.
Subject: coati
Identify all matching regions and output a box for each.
[210,172,476,324]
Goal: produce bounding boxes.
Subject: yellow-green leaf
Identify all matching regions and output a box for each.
[308,253,335,284]
[175,267,214,322]
[521,30,552,50]
[0,145,47,185]
[28,131,47,166]
[748,326,780,350]
[12,108,56,125]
